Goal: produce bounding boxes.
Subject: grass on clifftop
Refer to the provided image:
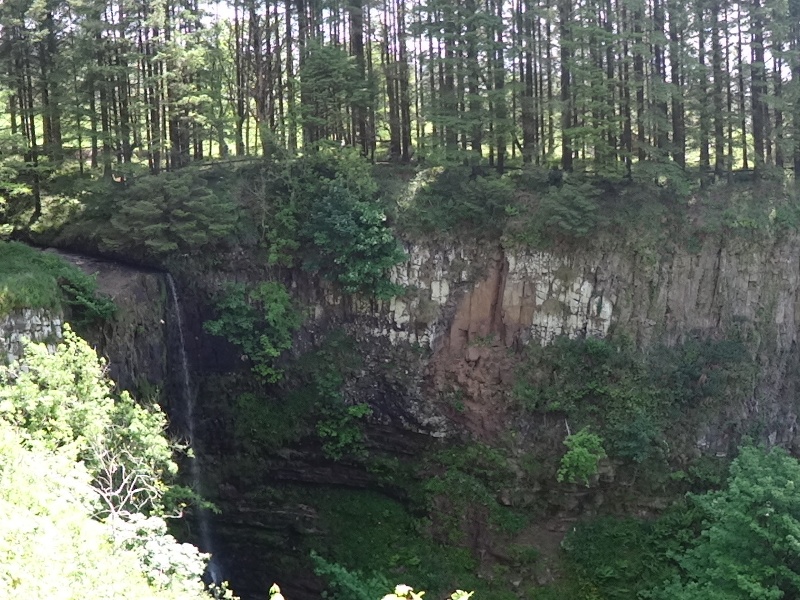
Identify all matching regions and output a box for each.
[0,241,114,323]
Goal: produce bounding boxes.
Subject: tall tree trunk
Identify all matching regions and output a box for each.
[559,0,573,171]
[736,8,749,170]
[396,0,412,162]
[668,0,685,167]
[697,4,710,170]
[493,0,507,174]
[632,4,646,161]
[751,0,767,168]
[711,0,726,174]
[520,0,535,163]
[653,0,669,154]
[348,0,368,155]
[791,0,800,176]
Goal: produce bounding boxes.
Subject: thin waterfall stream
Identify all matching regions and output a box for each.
[166,274,221,584]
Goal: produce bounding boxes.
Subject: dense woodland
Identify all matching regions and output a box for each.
[1,0,800,189]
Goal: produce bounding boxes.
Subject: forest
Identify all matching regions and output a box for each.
[1,0,800,191]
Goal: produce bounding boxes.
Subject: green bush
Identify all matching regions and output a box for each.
[655,447,800,600]
[237,150,405,298]
[398,166,514,236]
[311,552,391,600]
[557,428,607,486]
[539,179,605,238]
[0,326,179,515]
[204,281,301,382]
[421,442,527,541]
[98,169,238,260]
[303,184,405,299]
[0,328,212,599]
[558,508,697,600]
[303,487,483,598]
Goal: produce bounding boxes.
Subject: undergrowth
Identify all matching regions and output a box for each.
[0,241,115,324]
[300,486,516,600]
[539,504,700,600]
[514,334,755,468]
[386,161,800,258]
[225,331,372,462]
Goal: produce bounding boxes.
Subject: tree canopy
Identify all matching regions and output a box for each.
[0,327,220,599]
[657,446,800,600]
[0,0,798,204]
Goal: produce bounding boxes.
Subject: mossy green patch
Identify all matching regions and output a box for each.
[0,241,115,323]
[514,334,755,469]
[538,505,700,600]
[297,485,517,600]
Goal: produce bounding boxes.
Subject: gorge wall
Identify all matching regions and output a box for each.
[297,234,800,451]
[5,232,800,599]
[183,232,800,599]
[1,308,63,364]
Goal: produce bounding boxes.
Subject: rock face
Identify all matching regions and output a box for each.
[370,244,613,351]
[325,235,798,449]
[1,309,63,364]
[39,250,173,400]
[194,233,800,600]
[6,235,800,600]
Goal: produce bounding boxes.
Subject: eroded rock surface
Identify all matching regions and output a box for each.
[1,309,63,364]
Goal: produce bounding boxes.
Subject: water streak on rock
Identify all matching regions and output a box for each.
[166,274,219,582]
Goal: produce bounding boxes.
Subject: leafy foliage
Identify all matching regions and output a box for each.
[303,184,405,298]
[537,179,605,238]
[303,487,488,599]
[316,402,373,460]
[204,281,301,382]
[93,169,238,260]
[0,329,218,599]
[557,428,607,486]
[656,446,800,600]
[312,551,392,600]
[396,166,514,237]
[421,442,526,541]
[555,507,699,600]
[514,335,755,465]
[298,43,376,145]
[0,240,115,324]
[0,420,207,599]
[238,150,405,298]
[226,331,371,461]
[0,325,178,516]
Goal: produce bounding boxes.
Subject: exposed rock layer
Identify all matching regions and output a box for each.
[1,309,63,364]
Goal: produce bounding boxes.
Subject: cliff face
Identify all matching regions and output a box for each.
[186,233,800,599]
[40,251,174,404]
[3,234,797,462]
[6,235,800,599]
[324,234,798,451]
[1,309,63,364]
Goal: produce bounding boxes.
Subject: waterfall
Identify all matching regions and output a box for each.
[166,274,221,584]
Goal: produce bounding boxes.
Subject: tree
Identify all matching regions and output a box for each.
[657,446,800,600]
[0,325,178,516]
[0,328,218,598]
[557,427,607,486]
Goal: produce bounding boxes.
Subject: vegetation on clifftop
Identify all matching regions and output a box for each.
[0,241,114,323]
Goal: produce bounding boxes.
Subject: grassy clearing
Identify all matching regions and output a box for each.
[0,241,114,323]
